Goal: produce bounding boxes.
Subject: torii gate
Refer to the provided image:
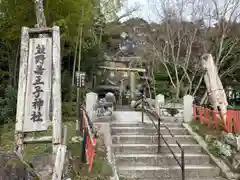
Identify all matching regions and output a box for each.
[98,56,146,101]
[98,56,146,100]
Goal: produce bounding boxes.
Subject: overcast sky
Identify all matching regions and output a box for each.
[118,0,239,23]
[118,0,200,22]
[118,0,158,22]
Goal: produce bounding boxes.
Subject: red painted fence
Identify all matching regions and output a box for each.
[193,104,240,133]
[82,107,97,172]
[86,135,96,170]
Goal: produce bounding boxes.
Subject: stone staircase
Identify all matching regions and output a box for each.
[111,111,226,180]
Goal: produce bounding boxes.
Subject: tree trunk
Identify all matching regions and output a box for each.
[192,73,204,97]
[175,84,180,101]
[200,91,207,105]
[34,0,47,28]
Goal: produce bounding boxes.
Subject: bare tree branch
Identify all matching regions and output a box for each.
[116,4,141,21]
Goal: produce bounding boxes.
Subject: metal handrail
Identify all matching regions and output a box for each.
[161,121,185,180]
[80,105,96,147]
[143,98,185,180]
[79,105,97,171]
[143,108,161,153]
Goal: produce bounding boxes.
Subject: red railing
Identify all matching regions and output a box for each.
[81,106,97,171]
[193,104,240,133]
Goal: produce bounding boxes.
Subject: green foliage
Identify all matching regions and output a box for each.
[0,0,36,41]
[82,38,105,76]
[0,0,113,105]
[189,120,232,158]
[0,86,17,125]
[61,70,73,102]
[208,140,232,157]
[0,0,95,42]
[154,71,171,98]
[62,102,76,118]
[228,105,240,110]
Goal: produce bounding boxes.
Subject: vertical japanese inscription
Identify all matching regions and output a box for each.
[31,44,46,122]
[23,38,52,132]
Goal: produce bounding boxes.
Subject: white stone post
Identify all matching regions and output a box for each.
[86,92,98,121]
[183,95,194,122]
[155,94,165,116]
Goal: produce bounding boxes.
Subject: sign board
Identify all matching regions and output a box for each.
[76,71,86,87]
[23,38,52,132]
[15,26,62,167]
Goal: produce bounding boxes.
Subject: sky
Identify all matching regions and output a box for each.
[118,0,240,24]
[118,0,197,23]
[118,0,159,22]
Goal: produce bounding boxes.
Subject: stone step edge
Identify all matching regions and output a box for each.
[183,123,238,180]
[115,153,208,158]
[118,165,217,171]
[111,122,182,125]
[111,127,185,130]
[112,134,192,138]
[111,143,200,147]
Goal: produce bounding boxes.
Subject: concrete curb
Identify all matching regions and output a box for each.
[183,123,239,180]
[95,122,119,180]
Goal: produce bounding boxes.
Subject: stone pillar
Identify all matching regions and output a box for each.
[130,72,136,100]
[201,53,228,123]
[119,80,124,106]
[155,94,165,116]
[183,95,194,122]
[86,92,98,120]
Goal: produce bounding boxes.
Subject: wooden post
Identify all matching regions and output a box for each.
[76,9,84,135]
[52,126,68,180]
[15,27,29,156]
[52,26,62,159]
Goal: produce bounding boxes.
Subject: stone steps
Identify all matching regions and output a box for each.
[115,153,211,166]
[118,165,220,179]
[112,143,203,154]
[112,134,196,144]
[111,126,188,135]
[111,121,183,128]
[160,116,184,122]
[111,111,225,180]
